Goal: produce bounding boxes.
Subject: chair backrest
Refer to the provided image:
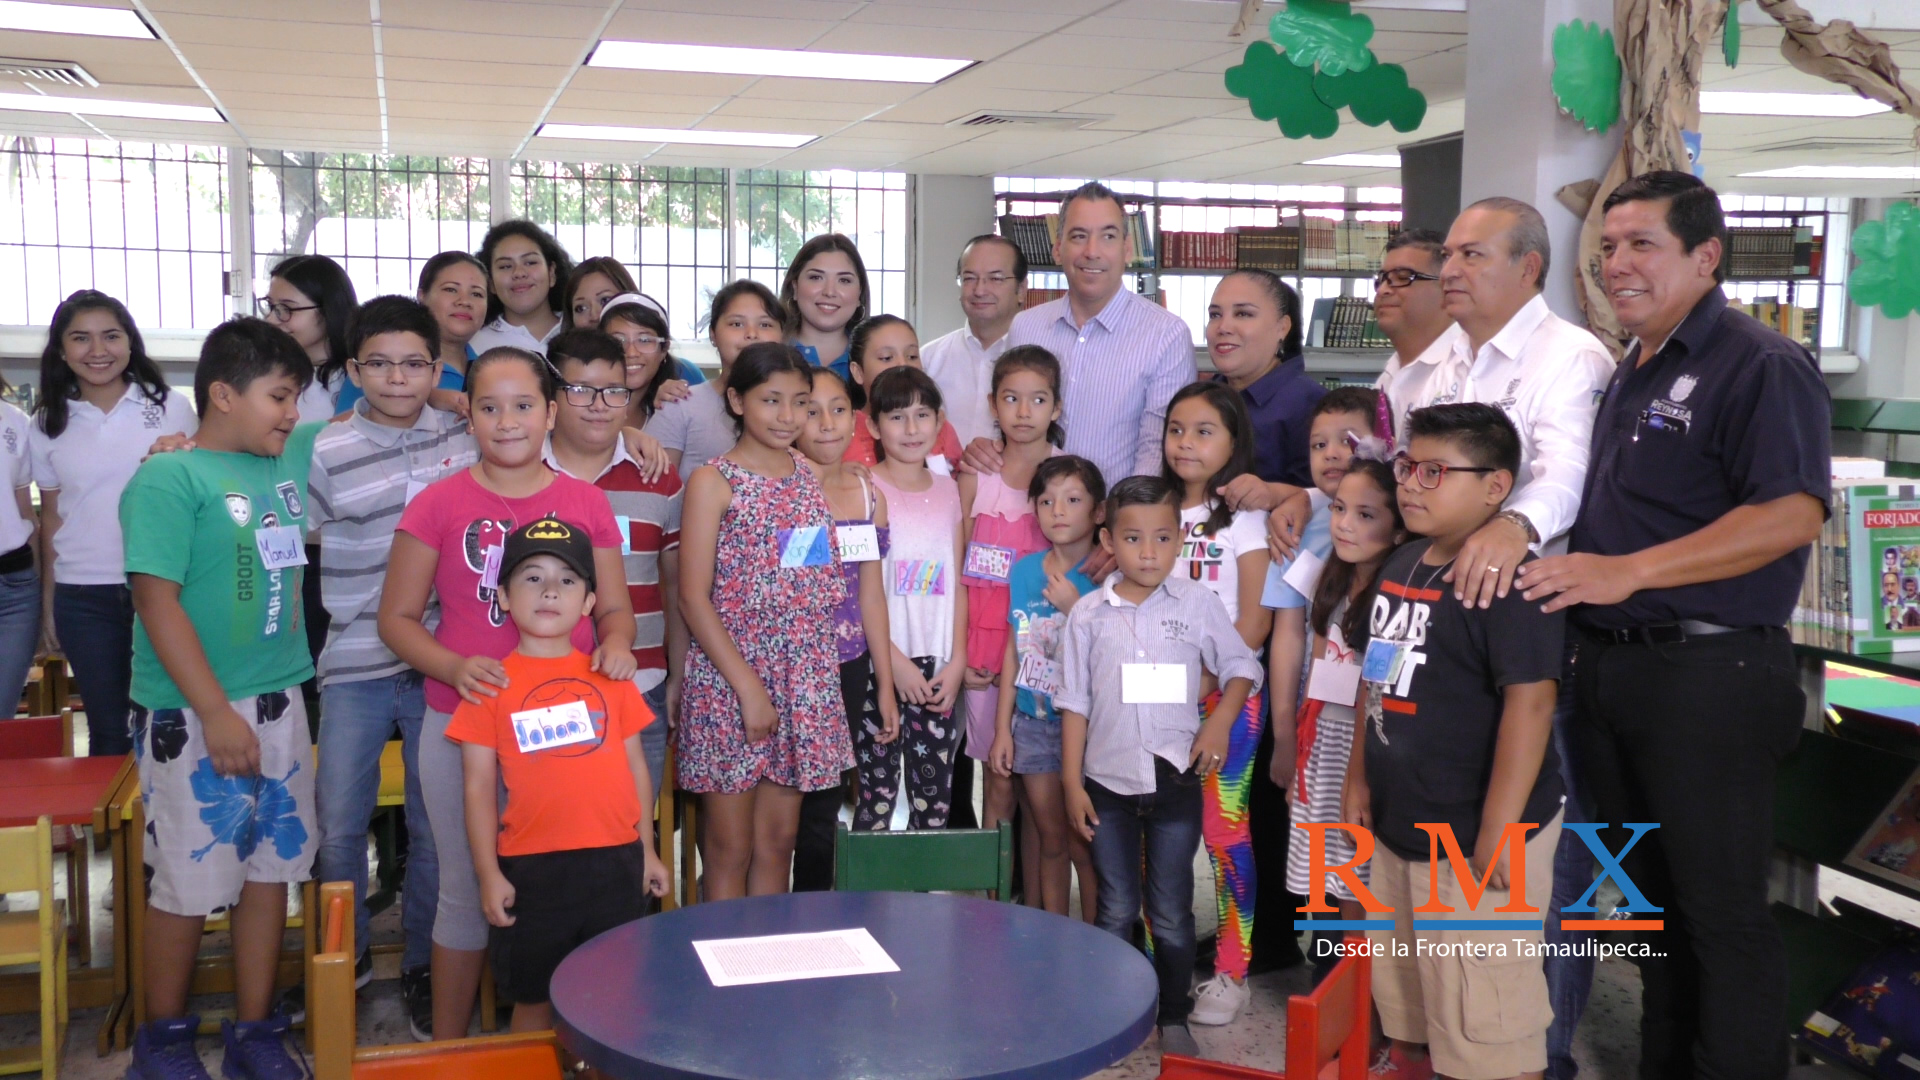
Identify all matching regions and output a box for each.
[0,712,71,760]
[0,817,51,901]
[834,821,1014,899]
[311,882,357,1080]
[1833,398,1884,432]
[1285,946,1372,1080]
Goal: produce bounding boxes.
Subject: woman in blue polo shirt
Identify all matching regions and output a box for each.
[780,233,870,383]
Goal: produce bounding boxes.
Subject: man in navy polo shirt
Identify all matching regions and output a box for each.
[1520,171,1829,1080]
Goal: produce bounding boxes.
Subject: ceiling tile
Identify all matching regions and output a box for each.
[598,10,836,48]
[566,67,756,97]
[381,29,584,65]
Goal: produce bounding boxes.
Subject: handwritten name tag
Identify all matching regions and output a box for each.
[254,525,307,570]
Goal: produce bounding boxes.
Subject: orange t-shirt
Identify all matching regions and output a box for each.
[444,649,654,857]
[847,410,965,469]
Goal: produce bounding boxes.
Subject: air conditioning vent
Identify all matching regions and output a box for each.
[948,110,1109,130]
[0,58,98,88]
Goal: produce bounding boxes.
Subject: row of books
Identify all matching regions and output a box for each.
[1158,226,1306,272]
[1726,225,1822,279]
[1301,218,1395,272]
[1728,298,1820,348]
[1306,296,1389,350]
[995,213,1155,270]
[1791,463,1920,655]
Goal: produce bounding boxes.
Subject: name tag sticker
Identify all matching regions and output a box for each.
[835,523,881,563]
[892,559,946,597]
[777,526,834,568]
[1281,546,1327,598]
[1121,662,1187,704]
[480,543,503,591]
[404,479,428,506]
[1015,651,1062,698]
[509,699,595,754]
[1306,658,1362,706]
[964,542,1015,582]
[253,525,307,570]
[928,454,952,478]
[615,514,634,555]
[1361,638,1400,685]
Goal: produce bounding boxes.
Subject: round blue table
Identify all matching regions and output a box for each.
[550,891,1159,1080]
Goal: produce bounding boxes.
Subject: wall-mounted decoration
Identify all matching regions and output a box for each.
[1552,19,1623,132]
[1850,201,1920,319]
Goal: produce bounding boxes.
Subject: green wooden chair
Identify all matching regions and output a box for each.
[833,821,1015,900]
[1832,398,1883,432]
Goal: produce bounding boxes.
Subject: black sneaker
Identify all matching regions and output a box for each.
[277,952,370,1024]
[401,967,432,1043]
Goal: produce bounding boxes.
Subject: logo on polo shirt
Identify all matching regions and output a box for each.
[225,493,252,526]
[1670,375,1698,403]
[276,481,304,519]
[142,403,164,429]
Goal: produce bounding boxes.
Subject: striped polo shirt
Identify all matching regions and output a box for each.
[307,403,477,686]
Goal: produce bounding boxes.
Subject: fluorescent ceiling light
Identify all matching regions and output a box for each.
[1701,91,1891,117]
[537,123,815,148]
[588,40,973,84]
[1304,153,1401,167]
[1738,165,1920,179]
[0,91,219,122]
[0,0,152,38]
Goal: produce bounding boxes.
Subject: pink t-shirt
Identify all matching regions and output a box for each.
[396,468,623,713]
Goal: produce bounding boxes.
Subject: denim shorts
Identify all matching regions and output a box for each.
[1011,710,1063,775]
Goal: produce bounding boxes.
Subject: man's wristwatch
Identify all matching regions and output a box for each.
[1495,509,1540,546]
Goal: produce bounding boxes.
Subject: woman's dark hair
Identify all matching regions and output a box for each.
[37,289,168,439]
[195,317,314,416]
[846,313,912,408]
[706,279,784,338]
[1159,381,1254,537]
[270,253,358,390]
[601,300,679,423]
[723,341,813,434]
[416,250,486,296]
[1028,453,1106,505]
[466,345,554,403]
[780,234,871,337]
[1310,457,1404,649]
[477,219,572,325]
[992,344,1065,448]
[1223,268,1304,359]
[562,256,641,330]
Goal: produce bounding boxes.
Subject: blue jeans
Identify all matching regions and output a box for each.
[52,582,131,756]
[316,670,437,972]
[1544,641,1595,1080]
[1086,757,1204,1026]
[0,566,38,725]
[640,681,668,799]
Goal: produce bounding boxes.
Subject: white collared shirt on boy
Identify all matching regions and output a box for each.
[32,386,198,584]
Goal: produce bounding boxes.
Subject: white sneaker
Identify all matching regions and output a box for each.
[1188,973,1250,1026]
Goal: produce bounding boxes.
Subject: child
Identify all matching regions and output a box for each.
[1346,403,1564,1080]
[647,280,784,480]
[379,346,636,1041]
[790,366,900,889]
[863,366,968,830]
[1057,475,1262,1061]
[781,233,869,381]
[124,317,322,1080]
[1288,456,1404,985]
[677,342,853,899]
[470,220,571,356]
[1162,381,1273,1027]
[989,454,1103,921]
[446,516,670,1033]
[843,314,964,471]
[959,346,1062,841]
[336,256,476,413]
[308,295,476,1041]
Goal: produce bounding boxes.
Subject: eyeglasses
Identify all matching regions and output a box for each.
[560,383,634,408]
[957,273,1017,288]
[1393,453,1498,489]
[256,297,319,320]
[349,358,437,378]
[1373,267,1440,290]
[615,335,663,351]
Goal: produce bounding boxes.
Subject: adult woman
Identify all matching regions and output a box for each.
[336,250,483,415]
[470,220,571,356]
[780,234,870,383]
[1206,270,1324,498]
[32,292,197,755]
[261,253,357,422]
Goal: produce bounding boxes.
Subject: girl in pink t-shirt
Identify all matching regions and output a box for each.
[379,346,632,1041]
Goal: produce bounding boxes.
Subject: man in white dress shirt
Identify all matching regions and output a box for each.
[921,235,1026,445]
[1369,227,1458,439]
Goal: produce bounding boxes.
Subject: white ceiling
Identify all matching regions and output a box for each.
[0,0,1909,193]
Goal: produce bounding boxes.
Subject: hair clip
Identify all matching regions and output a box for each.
[1344,431,1393,462]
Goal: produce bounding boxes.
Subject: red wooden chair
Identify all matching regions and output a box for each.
[1159,945,1371,1080]
[0,710,91,965]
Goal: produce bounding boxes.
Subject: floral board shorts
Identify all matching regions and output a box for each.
[133,688,317,918]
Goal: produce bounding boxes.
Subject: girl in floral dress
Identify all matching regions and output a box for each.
[678,339,852,899]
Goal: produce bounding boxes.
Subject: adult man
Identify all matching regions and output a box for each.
[922,235,1026,445]
[1369,227,1458,438]
[968,182,1195,486]
[1521,171,1828,1080]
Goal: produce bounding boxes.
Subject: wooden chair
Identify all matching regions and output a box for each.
[1157,947,1371,1080]
[833,820,1014,900]
[309,881,562,1080]
[0,818,68,1078]
[0,710,91,965]
[19,657,70,719]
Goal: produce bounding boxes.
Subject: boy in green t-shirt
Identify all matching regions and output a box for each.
[123,318,325,1080]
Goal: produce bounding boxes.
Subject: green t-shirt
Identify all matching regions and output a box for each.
[123,423,324,709]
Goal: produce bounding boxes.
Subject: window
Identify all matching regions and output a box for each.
[0,138,228,329]
[738,170,908,325]
[1719,193,1850,352]
[251,152,491,304]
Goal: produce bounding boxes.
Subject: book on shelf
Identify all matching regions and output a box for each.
[1784,472,1920,656]
[1161,231,1240,270]
[1726,224,1823,279]
[997,214,1056,268]
[1021,288,1066,311]
[1727,298,1819,349]
[1128,209,1155,268]
[1313,295,1380,349]
[1231,226,1300,273]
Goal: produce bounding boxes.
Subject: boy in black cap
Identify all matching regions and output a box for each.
[445,515,669,1032]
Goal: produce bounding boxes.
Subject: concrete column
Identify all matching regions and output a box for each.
[1460,0,1620,321]
[911,174,995,338]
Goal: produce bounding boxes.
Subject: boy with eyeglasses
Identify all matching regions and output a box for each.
[544,328,685,795]
[1344,403,1565,1080]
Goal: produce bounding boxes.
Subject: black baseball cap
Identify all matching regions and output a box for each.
[502,516,595,591]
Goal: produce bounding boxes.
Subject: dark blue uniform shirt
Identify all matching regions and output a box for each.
[1569,288,1830,631]
[1218,353,1326,488]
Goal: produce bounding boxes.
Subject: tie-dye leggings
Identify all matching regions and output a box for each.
[853,656,961,830]
[1201,687,1266,981]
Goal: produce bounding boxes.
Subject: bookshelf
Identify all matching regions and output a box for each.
[1722,208,1828,357]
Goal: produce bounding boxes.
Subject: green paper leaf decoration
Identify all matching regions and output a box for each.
[1268,0,1375,77]
[1314,63,1428,132]
[1850,202,1920,318]
[1225,41,1341,139]
[1723,0,1741,68]
[1551,19,1621,131]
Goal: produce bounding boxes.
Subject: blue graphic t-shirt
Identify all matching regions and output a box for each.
[1007,550,1095,722]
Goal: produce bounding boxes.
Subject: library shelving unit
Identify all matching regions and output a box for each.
[1723,207,1827,358]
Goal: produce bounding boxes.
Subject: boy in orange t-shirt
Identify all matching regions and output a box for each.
[446,515,670,1032]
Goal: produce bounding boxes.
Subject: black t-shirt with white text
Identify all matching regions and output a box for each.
[1363,539,1566,862]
